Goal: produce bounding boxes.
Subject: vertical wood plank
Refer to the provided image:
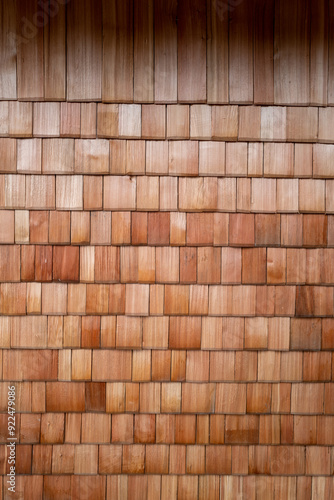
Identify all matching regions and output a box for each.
[155,0,177,103]
[328,0,334,104]
[0,1,16,99]
[178,0,206,102]
[17,0,44,100]
[102,0,133,102]
[44,0,66,100]
[274,0,310,104]
[67,0,102,101]
[254,0,274,104]
[134,0,154,103]
[229,0,254,103]
[207,0,229,103]
[310,0,328,105]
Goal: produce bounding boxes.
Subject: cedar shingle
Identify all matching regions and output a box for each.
[161,383,181,412]
[242,248,267,284]
[303,215,328,247]
[251,178,277,212]
[119,104,141,138]
[175,415,196,444]
[171,351,186,382]
[132,212,148,245]
[156,414,175,445]
[56,175,82,210]
[187,213,214,245]
[92,351,132,381]
[299,179,326,212]
[15,210,29,243]
[197,247,221,284]
[237,177,251,212]
[260,106,286,141]
[140,383,161,413]
[199,141,225,176]
[182,383,215,413]
[145,445,169,474]
[229,214,254,246]
[179,177,218,211]
[104,176,136,210]
[142,105,165,139]
[190,104,212,139]
[169,317,201,349]
[160,176,178,211]
[267,248,286,284]
[217,178,237,211]
[137,176,159,211]
[49,211,70,244]
[146,141,168,175]
[226,142,247,176]
[156,246,179,283]
[286,107,318,141]
[111,414,133,444]
[212,106,238,139]
[116,316,142,349]
[83,176,102,210]
[80,103,97,138]
[60,102,81,137]
[96,103,119,137]
[17,139,41,174]
[148,213,170,245]
[9,102,32,137]
[186,445,205,474]
[169,141,198,176]
[255,214,280,246]
[314,144,334,178]
[126,140,146,174]
[71,212,90,245]
[53,246,79,282]
[33,103,60,137]
[213,214,229,245]
[91,211,111,245]
[43,139,74,174]
[225,415,259,444]
[295,143,313,178]
[239,106,261,140]
[165,285,189,315]
[143,318,169,349]
[152,351,171,381]
[86,284,109,314]
[167,105,189,139]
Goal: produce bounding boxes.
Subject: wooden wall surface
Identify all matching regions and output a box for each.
[0,0,333,498]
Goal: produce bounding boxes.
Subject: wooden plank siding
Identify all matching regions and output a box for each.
[0,1,333,498]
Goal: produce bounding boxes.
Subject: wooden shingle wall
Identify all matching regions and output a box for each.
[0,0,334,498]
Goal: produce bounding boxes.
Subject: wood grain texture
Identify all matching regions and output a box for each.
[134,0,154,102]
[229,0,254,103]
[1,3,334,497]
[67,0,102,101]
[102,0,133,102]
[274,0,310,104]
[44,0,66,100]
[177,0,206,102]
[328,0,334,104]
[310,0,328,105]
[155,0,177,102]
[254,0,274,104]
[16,0,44,100]
[0,1,16,99]
[206,0,228,103]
